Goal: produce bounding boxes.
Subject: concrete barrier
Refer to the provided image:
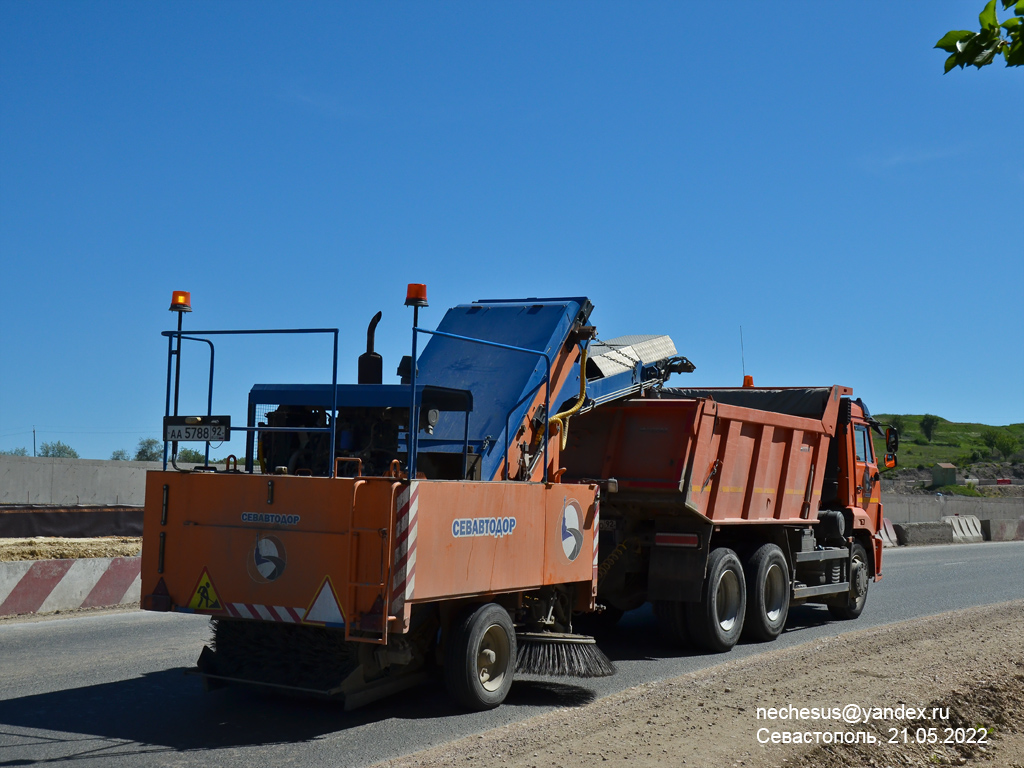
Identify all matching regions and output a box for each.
[0,556,141,616]
[0,455,161,505]
[942,515,984,544]
[981,517,1024,542]
[880,518,900,547]
[881,494,1024,524]
[892,523,909,546]
[898,521,955,546]
[963,515,984,541]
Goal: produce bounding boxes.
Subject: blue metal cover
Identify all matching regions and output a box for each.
[416,297,590,479]
[247,383,472,411]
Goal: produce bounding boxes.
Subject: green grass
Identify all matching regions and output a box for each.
[935,484,983,497]
[872,414,1024,471]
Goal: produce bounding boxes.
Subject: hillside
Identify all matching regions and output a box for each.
[872,414,1023,468]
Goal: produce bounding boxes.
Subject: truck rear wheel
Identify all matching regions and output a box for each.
[742,544,790,642]
[686,547,746,653]
[444,603,516,710]
[828,541,869,620]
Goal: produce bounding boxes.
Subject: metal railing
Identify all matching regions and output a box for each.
[161,328,340,476]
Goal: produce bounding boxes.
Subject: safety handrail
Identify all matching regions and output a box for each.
[161,327,340,476]
[162,335,214,469]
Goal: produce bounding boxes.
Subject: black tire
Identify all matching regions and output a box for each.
[686,547,746,653]
[742,543,790,642]
[828,541,870,620]
[654,601,690,646]
[444,603,516,710]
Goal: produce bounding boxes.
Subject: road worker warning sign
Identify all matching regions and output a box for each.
[304,575,345,626]
[186,568,224,613]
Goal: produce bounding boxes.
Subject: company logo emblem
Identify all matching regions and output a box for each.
[561,498,584,562]
[247,534,286,583]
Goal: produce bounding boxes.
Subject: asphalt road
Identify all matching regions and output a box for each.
[1,541,1022,767]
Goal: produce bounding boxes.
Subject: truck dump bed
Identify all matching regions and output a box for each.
[561,385,850,523]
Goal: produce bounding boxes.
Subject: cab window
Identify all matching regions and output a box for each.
[854,424,873,463]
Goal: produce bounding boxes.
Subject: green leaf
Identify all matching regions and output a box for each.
[1015,0,1024,16]
[1006,37,1024,64]
[935,29,975,51]
[944,52,961,72]
[1002,0,1015,8]
[958,35,983,59]
[973,42,1000,66]
[1001,16,1020,28]
[980,0,999,29]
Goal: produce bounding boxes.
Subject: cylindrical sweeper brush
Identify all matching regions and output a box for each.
[515,632,616,677]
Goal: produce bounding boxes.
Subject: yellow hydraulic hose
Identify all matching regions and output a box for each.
[547,347,588,451]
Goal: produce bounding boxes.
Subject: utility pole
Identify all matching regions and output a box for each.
[33,427,36,457]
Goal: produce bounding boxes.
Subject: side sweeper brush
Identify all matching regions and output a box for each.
[515,632,615,677]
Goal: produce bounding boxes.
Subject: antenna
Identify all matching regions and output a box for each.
[740,326,746,378]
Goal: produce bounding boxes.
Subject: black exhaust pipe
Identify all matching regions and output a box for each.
[358,311,383,385]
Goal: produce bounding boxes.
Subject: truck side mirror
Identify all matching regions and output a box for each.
[885,427,899,454]
[884,453,897,469]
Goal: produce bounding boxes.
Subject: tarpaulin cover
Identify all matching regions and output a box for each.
[0,506,143,538]
[655,387,833,420]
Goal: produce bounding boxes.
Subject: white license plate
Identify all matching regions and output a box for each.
[165,425,228,442]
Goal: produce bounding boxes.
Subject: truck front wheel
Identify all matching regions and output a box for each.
[742,543,790,642]
[444,603,517,710]
[828,541,869,620]
[686,547,746,652]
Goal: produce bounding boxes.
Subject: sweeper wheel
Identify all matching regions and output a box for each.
[444,603,516,710]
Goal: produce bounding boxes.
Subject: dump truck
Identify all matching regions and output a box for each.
[142,287,897,709]
[560,383,898,651]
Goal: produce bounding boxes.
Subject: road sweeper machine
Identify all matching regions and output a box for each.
[142,287,898,710]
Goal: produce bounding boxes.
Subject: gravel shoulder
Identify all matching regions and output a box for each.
[0,536,141,561]
[374,600,1024,768]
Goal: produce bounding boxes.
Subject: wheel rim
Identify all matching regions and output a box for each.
[764,562,786,623]
[851,553,868,603]
[716,568,741,632]
[477,623,511,692]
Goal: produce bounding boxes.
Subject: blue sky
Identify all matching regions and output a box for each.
[2,2,1022,459]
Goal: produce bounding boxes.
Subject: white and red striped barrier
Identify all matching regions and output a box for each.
[390,482,419,617]
[224,603,305,623]
[0,556,140,616]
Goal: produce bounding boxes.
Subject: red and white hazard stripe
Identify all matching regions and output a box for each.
[224,603,305,622]
[390,481,418,615]
[0,556,141,616]
[592,498,600,583]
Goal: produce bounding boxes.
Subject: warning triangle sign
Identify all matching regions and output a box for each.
[187,568,224,613]
[304,576,345,626]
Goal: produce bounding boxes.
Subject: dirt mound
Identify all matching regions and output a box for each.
[794,671,1024,767]
[372,600,1024,768]
[0,537,142,562]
